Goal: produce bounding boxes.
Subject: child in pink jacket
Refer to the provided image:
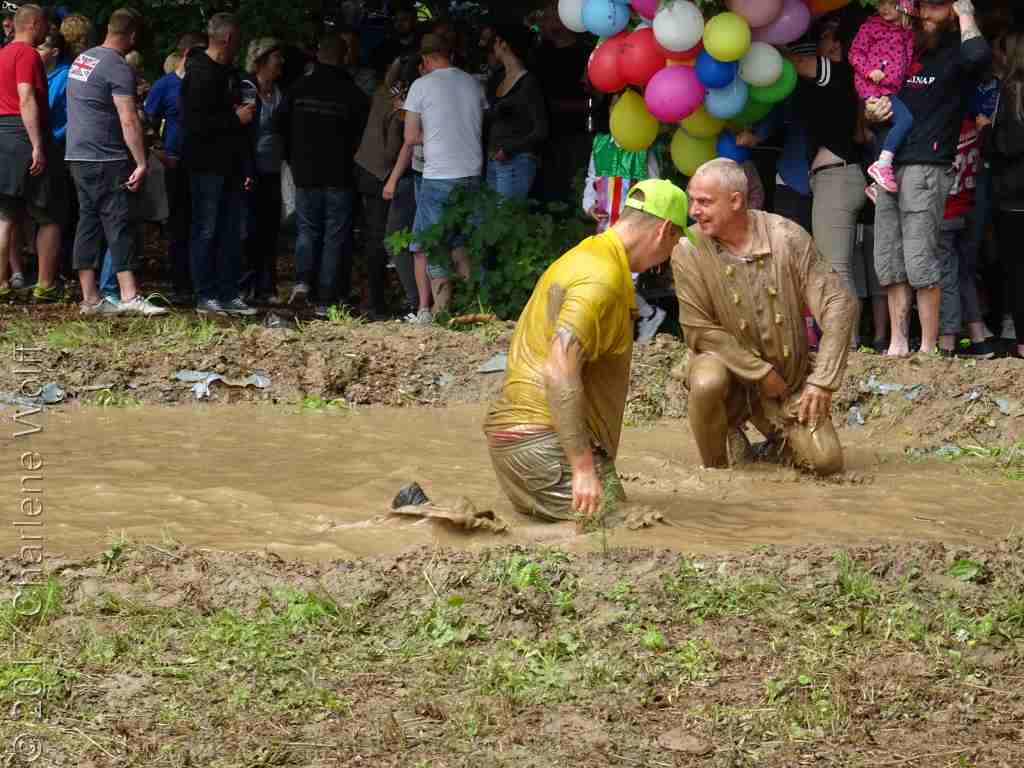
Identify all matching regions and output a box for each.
[849,0,916,195]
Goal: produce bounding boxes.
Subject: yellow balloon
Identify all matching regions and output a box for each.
[610,89,659,152]
[671,127,717,177]
[703,12,752,63]
[681,105,726,139]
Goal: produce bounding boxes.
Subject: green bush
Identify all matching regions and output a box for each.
[387,186,593,320]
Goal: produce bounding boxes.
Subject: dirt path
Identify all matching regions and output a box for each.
[2,539,1023,767]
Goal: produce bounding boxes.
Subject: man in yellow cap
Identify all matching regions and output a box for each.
[484,179,687,522]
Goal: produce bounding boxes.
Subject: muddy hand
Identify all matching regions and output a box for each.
[798,384,832,430]
[572,465,602,519]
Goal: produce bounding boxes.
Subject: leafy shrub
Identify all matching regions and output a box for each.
[387,186,593,320]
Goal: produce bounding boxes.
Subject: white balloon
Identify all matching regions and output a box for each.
[739,42,784,87]
[558,0,588,34]
[653,0,705,54]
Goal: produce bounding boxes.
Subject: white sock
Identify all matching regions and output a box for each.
[877,150,895,167]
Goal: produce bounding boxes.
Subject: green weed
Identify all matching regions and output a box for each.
[0,579,63,638]
[834,551,880,604]
[670,639,718,681]
[416,595,484,648]
[325,304,364,326]
[88,388,142,408]
[663,559,780,621]
[301,394,350,411]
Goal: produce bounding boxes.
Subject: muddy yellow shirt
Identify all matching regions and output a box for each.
[484,230,638,458]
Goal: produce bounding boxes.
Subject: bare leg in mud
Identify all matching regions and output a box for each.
[886,283,913,357]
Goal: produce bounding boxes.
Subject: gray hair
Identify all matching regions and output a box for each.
[207,12,239,43]
[691,158,749,201]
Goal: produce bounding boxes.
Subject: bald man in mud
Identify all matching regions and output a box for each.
[484,180,688,522]
[672,159,858,475]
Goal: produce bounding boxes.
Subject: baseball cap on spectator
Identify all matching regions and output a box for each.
[419,32,450,57]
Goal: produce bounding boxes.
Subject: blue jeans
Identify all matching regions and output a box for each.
[881,97,914,157]
[99,248,118,301]
[190,172,244,304]
[294,186,354,306]
[486,154,537,200]
[412,176,480,279]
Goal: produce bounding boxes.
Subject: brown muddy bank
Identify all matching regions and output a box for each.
[1,303,1022,451]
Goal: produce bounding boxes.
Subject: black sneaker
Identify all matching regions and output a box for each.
[957,340,996,359]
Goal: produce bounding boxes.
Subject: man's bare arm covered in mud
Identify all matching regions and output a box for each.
[543,328,602,518]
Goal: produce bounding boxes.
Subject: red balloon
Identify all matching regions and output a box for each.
[658,39,703,63]
[587,33,629,93]
[619,28,667,88]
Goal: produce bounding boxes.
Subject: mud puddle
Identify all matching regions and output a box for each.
[3,404,1020,560]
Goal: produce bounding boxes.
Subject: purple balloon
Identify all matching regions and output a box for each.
[751,0,810,46]
[644,65,706,123]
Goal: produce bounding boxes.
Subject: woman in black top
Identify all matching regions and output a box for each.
[992,29,1024,358]
[485,25,548,200]
[792,15,872,350]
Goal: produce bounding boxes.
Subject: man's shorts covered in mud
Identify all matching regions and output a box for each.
[487,430,625,522]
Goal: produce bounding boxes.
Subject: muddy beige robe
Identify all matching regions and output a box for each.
[671,211,857,427]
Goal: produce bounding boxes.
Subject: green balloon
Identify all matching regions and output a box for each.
[748,59,797,105]
[729,97,774,128]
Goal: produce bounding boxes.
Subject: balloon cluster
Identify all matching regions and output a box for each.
[562,0,851,176]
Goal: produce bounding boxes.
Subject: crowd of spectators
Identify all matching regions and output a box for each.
[0,0,1020,359]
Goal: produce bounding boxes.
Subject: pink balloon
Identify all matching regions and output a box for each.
[644,65,706,123]
[751,0,811,46]
[631,0,659,20]
[726,0,784,28]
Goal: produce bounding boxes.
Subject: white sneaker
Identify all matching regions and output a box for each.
[196,299,227,316]
[289,282,310,305]
[636,306,666,345]
[120,295,169,317]
[223,297,258,316]
[1001,315,1016,341]
[10,272,25,290]
[79,297,123,316]
[411,308,433,325]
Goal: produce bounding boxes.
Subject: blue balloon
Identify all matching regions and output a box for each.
[581,0,631,38]
[696,50,739,90]
[716,131,751,163]
[704,77,749,120]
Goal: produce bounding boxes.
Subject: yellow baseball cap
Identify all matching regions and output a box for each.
[624,179,689,232]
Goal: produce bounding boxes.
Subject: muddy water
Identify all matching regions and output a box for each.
[2,404,1020,561]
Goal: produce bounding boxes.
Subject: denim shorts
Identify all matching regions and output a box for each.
[412,175,479,279]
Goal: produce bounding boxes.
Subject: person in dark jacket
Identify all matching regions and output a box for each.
[354,56,408,321]
[992,28,1024,359]
[241,37,285,304]
[276,32,369,317]
[485,24,547,200]
[180,12,257,316]
[865,0,990,357]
